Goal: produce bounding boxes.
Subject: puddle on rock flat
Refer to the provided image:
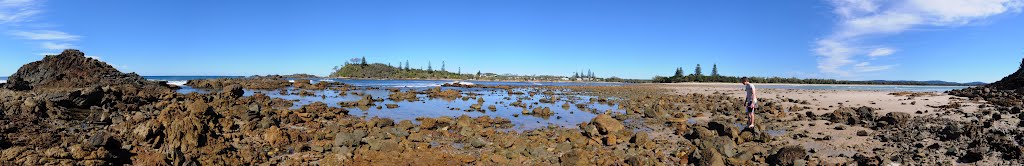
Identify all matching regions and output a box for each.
[184,85,626,131]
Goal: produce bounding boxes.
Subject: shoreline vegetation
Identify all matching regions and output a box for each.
[651,64,986,86]
[326,57,645,83]
[323,58,985,86]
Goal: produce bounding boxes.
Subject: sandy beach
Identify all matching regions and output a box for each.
[654,82,996,164]
[658,82,977,115]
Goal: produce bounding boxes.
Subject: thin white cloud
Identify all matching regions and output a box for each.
[867,47,894,57]
[816,0,1023,77]
[855,64,896,72]
[12,30,79,40]
[40,41,72,50]
[1,0,81,50]
[0,0,40,23]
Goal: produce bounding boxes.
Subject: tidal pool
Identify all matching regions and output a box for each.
[203,85,629,131]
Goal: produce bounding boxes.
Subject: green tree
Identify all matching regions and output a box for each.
[694,64,703,76]
[404,60,410,71]
[361,56,367,66]
[441,61,446,72]
[712,64,719,77]
[673,67,684,78]
[428,61,433,73]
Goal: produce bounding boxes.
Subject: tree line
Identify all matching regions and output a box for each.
[329,57,608,82]
[653,64,981,86]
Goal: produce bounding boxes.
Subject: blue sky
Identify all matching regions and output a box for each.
[1,0,1023,82]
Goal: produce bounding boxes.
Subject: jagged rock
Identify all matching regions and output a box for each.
[185,76,292,90]
[876,112,911,129]
[3,49,173,92]
[592,114,624,134]
[221,85,244,98]
[560,150,592,165]
[86,131,112,149]
[985,57,1024,91]
[768,145,806,166]
[827,106,876,126]
[692,146,725,166]
[707,121,738,139]
[334,130,367,147]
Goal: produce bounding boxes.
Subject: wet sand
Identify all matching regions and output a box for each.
[656,82,988,164]
[659,82,975,115]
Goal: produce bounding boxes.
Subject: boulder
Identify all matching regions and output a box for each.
[707,121,738,139]
[592,114,625,134]
[221,85,244,98]
[876,112,911,129]
[692,147,725,166]
[768,145,806,166]
[334,130,367,147]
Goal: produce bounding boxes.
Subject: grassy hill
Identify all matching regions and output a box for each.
[329,63,471,79]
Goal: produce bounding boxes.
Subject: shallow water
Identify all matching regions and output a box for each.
[173,78,626,131]
[252,87,624,131]
[755,84,971,92]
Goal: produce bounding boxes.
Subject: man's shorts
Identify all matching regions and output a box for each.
[746,101,756,114]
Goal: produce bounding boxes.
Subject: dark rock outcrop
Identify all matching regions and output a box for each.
[986,58,1024,91]
[3,49,173,92]
[949,57,1024,107]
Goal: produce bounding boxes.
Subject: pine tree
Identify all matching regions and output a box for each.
[428,61,433,73]
[694,64,703,76]
[477,71,482,78]
[674,67,683,77]
[458,67,461,75]
[405,60,410,71]
[573,72,579,78]
[711,64,719,77]
[361,56,367,66]
[441,61,446,72]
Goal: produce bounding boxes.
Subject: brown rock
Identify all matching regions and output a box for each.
[592,114,624,134]
[768,145,807,166]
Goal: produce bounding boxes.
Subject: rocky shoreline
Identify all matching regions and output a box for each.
[1,50,1023,165]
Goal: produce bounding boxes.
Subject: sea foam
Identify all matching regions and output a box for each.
[166,80,187,86]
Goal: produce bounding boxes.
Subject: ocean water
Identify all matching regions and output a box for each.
[144,76,627,89]
[145,76,244,86]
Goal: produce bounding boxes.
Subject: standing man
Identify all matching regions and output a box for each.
[742,77,757,128]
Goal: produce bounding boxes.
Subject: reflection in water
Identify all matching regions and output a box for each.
[181,85,625,131]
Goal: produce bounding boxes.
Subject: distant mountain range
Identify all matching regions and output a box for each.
[862,80,987,86]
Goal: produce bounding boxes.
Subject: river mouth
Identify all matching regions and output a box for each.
[179,84,626,131]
